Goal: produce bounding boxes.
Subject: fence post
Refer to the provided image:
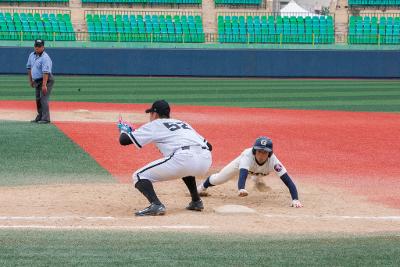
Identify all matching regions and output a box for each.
[312,33,315,46]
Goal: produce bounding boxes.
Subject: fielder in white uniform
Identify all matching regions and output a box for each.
[118,100,212,216]
[197,136,303,208]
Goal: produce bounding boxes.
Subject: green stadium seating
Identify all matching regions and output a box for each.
[348,0,400,6]
[0,0,68,2]
[215,0,262,5]
[348,16,400,44]
[86,14,204,43]
[218,15,334,44]
[0,12,75,41]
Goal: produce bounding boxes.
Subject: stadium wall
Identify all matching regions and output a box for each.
[1,47,399,78]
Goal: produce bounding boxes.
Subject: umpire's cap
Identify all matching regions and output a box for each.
[34,39,45,47]
[145,100,170,117]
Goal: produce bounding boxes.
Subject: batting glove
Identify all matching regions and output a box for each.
[118,122,133,133]
[238,189,249,197]
[291,199,303,208]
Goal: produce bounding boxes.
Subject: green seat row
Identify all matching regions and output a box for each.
[0,12,75,41]
[82,0,201,4]
[85,14,204,43]
[348,0,400,5]
[0,0,68,2]
[218,15,334,44]
[215,0,262,5]
[348,16,400,44]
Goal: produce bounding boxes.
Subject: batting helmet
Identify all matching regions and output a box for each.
[252,136,273,157]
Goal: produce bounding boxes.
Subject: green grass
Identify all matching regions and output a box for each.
[0,121,114,186]
[0,230,399,266]
[1,75,400,112]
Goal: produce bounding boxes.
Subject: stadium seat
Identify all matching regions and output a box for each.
[85,13,205,43]
[217,15,335,44]
[348,15,400,45]
[0,11,75,41]
[348,0,400,6]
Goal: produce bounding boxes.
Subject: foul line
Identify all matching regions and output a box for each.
[263,214,400,221]
[0,216,116,221]
[0,225,210,230]
[0,216,210,230]
[2,215,400,222]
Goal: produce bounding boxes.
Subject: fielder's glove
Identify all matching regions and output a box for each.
[291,199,303,208]
[238,189,249,197]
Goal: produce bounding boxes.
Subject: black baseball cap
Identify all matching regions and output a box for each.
[34,39,44,47]
[145,100,170,116]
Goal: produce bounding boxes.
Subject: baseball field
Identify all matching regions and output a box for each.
[0,75,400,266]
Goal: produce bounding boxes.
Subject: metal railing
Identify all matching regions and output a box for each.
[0,31,398,46]
[0,31,335,44]
[84,9,201,17]
[0,8,71,15]
[350,12,400,19]
[217,12,333,18]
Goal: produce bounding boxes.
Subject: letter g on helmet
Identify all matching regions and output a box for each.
[252,136,273,155]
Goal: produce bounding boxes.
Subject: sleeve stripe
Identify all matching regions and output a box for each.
[128,132,142,148]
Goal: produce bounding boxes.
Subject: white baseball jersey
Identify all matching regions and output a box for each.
[209,148,287,186]
[130,118,208,157]
[238,148,287,177]
[129,118,212,183]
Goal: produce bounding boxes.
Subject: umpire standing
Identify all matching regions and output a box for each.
[26,39,54,124]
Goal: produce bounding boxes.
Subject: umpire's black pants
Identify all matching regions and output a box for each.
[34,77,54,122]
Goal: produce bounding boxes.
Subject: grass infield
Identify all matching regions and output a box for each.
[0,121,114,186]
[1,75,399,112]
[0,230,399,266]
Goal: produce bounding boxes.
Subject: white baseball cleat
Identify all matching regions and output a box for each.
[197,183,209,197]
[238,189,249,197]
[291,199,303,208]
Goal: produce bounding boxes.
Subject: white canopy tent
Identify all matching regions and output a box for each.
[280,0,318,17]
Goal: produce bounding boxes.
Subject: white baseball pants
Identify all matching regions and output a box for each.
[133,146,212,183]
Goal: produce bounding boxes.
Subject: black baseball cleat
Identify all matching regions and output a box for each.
[30,119,39,123]
[186,199,204,211]
[135,203,166,216]
[37,120,50,124]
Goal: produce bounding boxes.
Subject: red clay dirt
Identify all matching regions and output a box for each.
[2,100,400,209]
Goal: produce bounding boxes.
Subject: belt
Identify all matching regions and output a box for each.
[248,171,267,176]
[181,145,208,150]
[34,75,53,83]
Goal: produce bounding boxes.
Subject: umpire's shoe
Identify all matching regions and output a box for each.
[186,199,204,211]
[135,203,166,216]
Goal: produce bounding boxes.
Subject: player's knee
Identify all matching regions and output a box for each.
[209,173,228,186]
[132,172,140,184]
[209,174,219,185]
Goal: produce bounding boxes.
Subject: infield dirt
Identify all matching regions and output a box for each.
[0,101,399,233]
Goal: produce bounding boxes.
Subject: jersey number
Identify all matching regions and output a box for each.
[163,122,191,131]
